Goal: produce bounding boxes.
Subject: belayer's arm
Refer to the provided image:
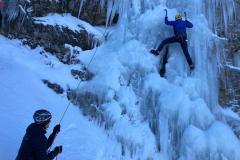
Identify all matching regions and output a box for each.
[47,131,57,149]
[47,124,60,148]
[35,138,57,160]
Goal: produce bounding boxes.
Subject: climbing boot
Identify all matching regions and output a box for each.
[189,64,195,70]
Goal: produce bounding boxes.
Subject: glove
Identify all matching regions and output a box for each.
[53,124,61,134]
[150,50,160,56]
[53,145,63,155]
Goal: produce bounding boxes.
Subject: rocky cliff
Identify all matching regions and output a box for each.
[218,0,240,110]
[1,0,108,63]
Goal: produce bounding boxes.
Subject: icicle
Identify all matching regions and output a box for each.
[109,0,120,25]
[78,0,85,19]
[204,0,236,34]
[105,0,114,27]
[100,0,105,9]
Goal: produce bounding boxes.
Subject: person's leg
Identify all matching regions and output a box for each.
[180,41,194,68]
[157,36,178,51]
[160,46,169,77]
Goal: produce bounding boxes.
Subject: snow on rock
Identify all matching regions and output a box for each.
[227,64,240,73]
[34,13,102,38]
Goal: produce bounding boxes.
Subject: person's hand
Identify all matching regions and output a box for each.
[53,145,63,155]
[150,50,160,56]
[53,124,61,134]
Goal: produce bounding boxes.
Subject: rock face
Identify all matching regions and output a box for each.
[42,79,64,94]
[228,1,240,53]
[27,23,95,63]
[2,0,107,63]
[71,69,94,81]
[29,0,106,25]
[219,67,240,108]
[218,1,240,109]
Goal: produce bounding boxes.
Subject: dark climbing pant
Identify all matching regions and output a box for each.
[157,33,193,67]
[160,46,169,77]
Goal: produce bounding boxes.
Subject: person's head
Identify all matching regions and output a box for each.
[33,109,52,129]
[175,13,182,20]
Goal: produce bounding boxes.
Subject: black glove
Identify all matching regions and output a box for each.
[53,145,63,155]
[150,50,160,56]
[53,124,61,134]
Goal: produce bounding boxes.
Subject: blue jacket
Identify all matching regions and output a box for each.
[16,123,58,160]
[165,17,193,35]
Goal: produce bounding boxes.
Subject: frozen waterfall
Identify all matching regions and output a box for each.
[76,0,240,159]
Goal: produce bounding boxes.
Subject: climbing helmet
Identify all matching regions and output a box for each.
[175,13,182,20]
[33,109,52,124]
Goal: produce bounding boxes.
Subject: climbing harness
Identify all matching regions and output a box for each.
[176,32,187,43]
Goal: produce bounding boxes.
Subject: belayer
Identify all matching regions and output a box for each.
[151,10,195,70]
[16,109,63,160]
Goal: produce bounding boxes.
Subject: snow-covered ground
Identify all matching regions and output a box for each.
[0,36,121,160]
[0,0,240,160]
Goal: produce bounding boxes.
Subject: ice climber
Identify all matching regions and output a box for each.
[16,109,63,160]
[151,12,195,70]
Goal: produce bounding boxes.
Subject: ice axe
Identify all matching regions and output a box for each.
[164,9,168,17]
[184,12,187,20]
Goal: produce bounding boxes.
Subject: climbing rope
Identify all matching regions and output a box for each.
[58,26,109,124]
[51,4,113,160]
[50,26,109,160]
